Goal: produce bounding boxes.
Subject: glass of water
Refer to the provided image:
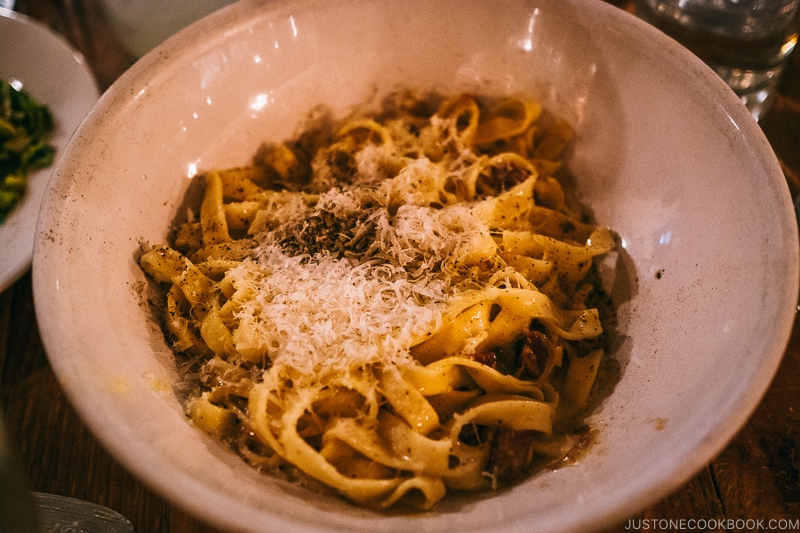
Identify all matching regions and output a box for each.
[636,0,800,120]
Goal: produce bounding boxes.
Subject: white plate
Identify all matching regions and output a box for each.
[0,8,99,293]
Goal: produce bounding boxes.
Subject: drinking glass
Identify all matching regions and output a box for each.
[637,0,800,120]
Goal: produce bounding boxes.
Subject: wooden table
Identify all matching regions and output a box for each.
[2,1,798,531]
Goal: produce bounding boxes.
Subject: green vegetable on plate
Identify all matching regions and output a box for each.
[1,79,55,225]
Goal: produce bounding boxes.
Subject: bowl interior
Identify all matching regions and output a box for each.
[33,0,799,532]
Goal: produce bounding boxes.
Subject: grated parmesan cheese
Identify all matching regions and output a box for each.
[227,243,448,376]
[224,118,536,380]
[228,173,505,377]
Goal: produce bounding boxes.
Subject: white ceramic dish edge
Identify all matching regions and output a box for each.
[0,8,99,293]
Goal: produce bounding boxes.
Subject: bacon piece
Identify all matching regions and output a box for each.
[488,428,536,483]
[520,330,548,379]
[470,350,497,369]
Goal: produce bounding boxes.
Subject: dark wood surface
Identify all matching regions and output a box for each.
[1,1,798,531]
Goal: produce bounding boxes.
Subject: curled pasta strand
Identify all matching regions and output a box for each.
[474,96,542,148]
[200,170,231,245]
[379,365,440,434]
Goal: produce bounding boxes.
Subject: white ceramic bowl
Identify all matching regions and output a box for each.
[32,0,799,532]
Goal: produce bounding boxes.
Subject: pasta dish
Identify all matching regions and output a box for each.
[139,91,616,510]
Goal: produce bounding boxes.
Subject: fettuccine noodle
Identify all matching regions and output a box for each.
[139,91,616,510]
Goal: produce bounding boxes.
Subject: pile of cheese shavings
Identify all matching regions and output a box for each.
[227,244,450,377]
[224,113,522,379]
[225,174,509,379]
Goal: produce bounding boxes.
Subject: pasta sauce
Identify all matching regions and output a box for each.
[139,91,617,510]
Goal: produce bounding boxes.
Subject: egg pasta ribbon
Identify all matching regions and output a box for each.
[139,91,616,510]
